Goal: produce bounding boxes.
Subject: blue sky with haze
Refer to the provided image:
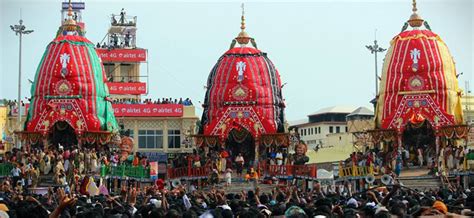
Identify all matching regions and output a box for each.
[1,0,472,121]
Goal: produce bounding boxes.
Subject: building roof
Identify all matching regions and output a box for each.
[288,118,308,126]
[347,107,374,117]
[309,106,358,116]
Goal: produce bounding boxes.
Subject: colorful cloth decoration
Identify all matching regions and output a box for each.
[24,12,118,137]
[375,29,463,130]
[200,46,285,139]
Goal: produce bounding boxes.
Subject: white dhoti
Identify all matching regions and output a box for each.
[220,158,226,171]
[418,155,423,167]
[447,155,454,170]
[44,163,52,175]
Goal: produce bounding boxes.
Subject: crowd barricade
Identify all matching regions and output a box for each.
[167,167,188,179]
[258,162,318,180]
[167,165,211,179]
[100,165,150,179]
[0,163,14,177]
[167,163,318,180]
[339,164,373,178]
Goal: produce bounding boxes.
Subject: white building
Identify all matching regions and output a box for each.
[290,106,358,149]
[290,106,375,163]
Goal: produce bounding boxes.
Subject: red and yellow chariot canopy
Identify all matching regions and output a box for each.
[199,19,285,139]
[375,16,463,131]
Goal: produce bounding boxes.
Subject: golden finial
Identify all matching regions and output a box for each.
[236,3,250,45]
[240,3,245,32]
[68,0,73,17]
[62,0,77,31]
[408,0,423,28]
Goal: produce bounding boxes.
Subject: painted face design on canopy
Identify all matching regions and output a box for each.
[60,53,71,78]
[236,61,246,82]
[410,48,421,72]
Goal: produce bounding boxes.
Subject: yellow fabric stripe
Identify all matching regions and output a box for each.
[375,40,396,128]
[436,40,464,124]
[390,34,444,44]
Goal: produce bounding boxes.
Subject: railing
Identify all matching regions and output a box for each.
[167,165,211,179]
[0,163,14,177]
[167,163,317,180]
[100,165,150,179]
[262,164,317,179]
[338,164,374,178]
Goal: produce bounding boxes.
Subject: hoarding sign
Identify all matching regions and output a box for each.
[107,82,146,95]
[96,48,147,62]
[113,104,183,117]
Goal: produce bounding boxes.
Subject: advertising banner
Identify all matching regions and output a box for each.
[113,104,183,117]
[107,82,146,95]
[96,48,147,62]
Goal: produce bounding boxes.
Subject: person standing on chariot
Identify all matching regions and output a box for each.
[225,168,232,186]
[44,151,52,175]
[84,149,91,173]
[90,149,98,173]
[193,150,201,168]
[220,147,229,173]
[276,150,284,166]
[447,146,454,170]
[417,147,424,167]
[78,150,85,175]
[235,153,244,176]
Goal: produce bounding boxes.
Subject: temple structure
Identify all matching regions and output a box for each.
[18,1,118,148]
[371,0,467,171]
[196,5,288,167]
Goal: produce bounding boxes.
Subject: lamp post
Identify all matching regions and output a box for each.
[366,33,386,97]
[10,19,33,148]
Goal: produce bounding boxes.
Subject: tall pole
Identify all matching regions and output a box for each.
[10,19,33,148]
[18,30,22,138]
[374,45,378,94]
[366,31,386,97]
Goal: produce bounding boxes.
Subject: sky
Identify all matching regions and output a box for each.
[1,0,473,122]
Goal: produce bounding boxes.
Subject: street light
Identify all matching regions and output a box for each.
[10,19,33,148]
[366,31,386,97]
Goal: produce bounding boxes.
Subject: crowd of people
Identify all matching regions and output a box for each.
[3,144,151,189]
[0,142,473,217]
[111,98,193,106]
[2,99,29,116]
[340,143,472,178]
[0,172,474,217]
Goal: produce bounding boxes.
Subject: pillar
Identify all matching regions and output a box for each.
[396,131,403,177]
[163,119,169,153]
[133,120,138,152]
[254,137,259,169]
[435,132,440,170]
[113,63,120,82]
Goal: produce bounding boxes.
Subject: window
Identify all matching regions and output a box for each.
[300,129,303,136]
[314,127,317,135]
[168,130,181,149]
[329,126,333,133]
[318,127,321,134]
[345,126,348,132]
[138,130,163,149]
[310,128,313,135]
[304,129,307,136]
[336,126,340,133]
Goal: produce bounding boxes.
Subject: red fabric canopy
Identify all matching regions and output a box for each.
[200,46,285,139]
